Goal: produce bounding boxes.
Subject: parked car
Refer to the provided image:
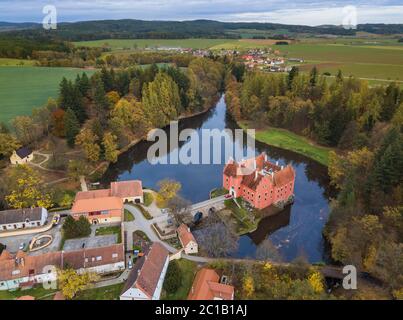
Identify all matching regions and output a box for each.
[161,208,169,214]
[52,214,60,225]
[224,194,233,199]
[19,242,25,250]
[128,259,133,269]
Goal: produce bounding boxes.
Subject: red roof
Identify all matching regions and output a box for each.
[124,242,169,299]
[71,196,123,214]
[188,268,234,300]
[0,244,125,281]
[111,180,143,198]
[177,224,197,248]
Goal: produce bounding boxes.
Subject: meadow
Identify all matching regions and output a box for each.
[75,37,403,81]
[73,38,233,50]
[239,121,332,166]
[0,66,95,125]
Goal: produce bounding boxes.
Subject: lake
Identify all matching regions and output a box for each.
[102,96,334,263]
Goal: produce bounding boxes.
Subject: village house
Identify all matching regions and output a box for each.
[75,180,143,204]
[71,196,123,225]
[188,268,234,300]
[0,207,48,231]
[177,224,198,254]
[0,244,125,291]
[9,147,33,165]
[223,152,296,209]
[120,242,169,300]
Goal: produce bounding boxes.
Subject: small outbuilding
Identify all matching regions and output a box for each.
[10,147,33,165]
[177,224,198,254]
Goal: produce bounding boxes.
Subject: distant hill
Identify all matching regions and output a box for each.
[1,20,402,41]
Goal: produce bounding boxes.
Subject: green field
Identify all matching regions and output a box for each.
[75,37,403,81]
[240,122,332,166]
[0,66,96,125]
[74,38,233,50]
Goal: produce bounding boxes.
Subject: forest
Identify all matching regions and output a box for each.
[2,20,403,43]
[225,66,402,298]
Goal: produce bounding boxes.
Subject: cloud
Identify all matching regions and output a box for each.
[0,0,402,24]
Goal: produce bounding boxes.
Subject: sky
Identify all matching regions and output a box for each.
[0,0,402,25]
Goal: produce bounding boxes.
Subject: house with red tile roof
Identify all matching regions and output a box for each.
[223,152,296,209]
[0,244,125,291]
[71,196,123,225]
[188,268,234,300]
[75,180,143,204]
[120,242,169,300]
[72,180,143,225]
[177,224,198,254]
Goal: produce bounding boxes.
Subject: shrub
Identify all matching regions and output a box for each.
[163,260,181,294]
[62,215,91,239]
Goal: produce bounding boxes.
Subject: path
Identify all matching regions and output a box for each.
[29,151,64,173]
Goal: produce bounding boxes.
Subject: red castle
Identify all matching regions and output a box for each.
[223,152,296,209]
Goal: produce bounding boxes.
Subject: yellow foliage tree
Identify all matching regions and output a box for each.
[102,132,119,163]
[57,268,100,300]
[242,275,255,299]
[156,179,181,208]
[75,128,101,162]
[5,165,53,209]
[308,270,324,294]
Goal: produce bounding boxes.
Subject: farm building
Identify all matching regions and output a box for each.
[177,224,198,254]
[120,242,169,300]
[0,207,48,231]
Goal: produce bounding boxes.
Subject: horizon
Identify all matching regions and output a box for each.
[1,17,403,27]
[0,1,402,26]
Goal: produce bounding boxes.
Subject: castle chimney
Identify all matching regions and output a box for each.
[276,161,278,166]
[20,257,25,267]
[254,159,257,169]
[281,165,284,170]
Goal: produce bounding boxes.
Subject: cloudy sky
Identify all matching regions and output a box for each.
[0,0,402,25]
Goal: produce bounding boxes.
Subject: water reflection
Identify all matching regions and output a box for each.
[102,96,334,262]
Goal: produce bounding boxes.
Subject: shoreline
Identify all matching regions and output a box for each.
[237,121,332,167]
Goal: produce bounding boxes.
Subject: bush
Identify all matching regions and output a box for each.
[62,215,91,239]
[163,260,181,294]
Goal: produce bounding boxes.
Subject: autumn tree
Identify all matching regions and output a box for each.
[12,115,41,146]
[67,159,89,182]
[102,132,119,163]
[156,179,181,208]
[166,195,192,227]
[0,133,21,157]
[142,72,181,127]
[75,128,101,162]
[57,268,99,299]
[5,165,53,209]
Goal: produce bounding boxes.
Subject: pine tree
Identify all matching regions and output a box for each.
[64,108,80,148]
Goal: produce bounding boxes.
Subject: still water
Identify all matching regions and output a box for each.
[102,96,334,262]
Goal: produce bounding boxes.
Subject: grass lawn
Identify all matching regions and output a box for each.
[143,192,154,206]
[73,283,124,300]
[240,121,331,166]
[0,66,96,125]
[124,209,135,221]
[0,286,58,300]
[95,225,122,243]
[224,198,258,234]
[210,187,228,198]
[161,259,197,300]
